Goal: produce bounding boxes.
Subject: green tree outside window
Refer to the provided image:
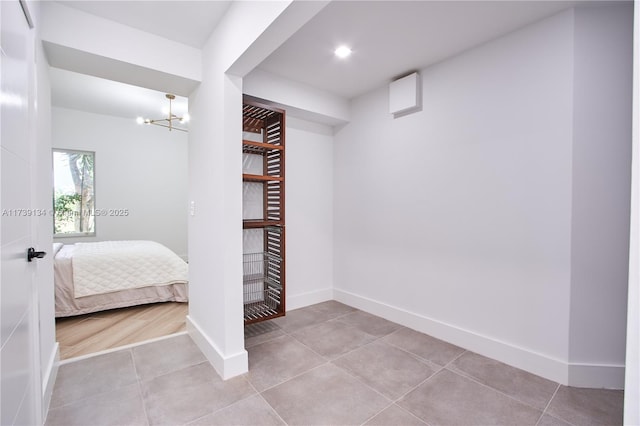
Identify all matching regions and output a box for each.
[53,150,95,236]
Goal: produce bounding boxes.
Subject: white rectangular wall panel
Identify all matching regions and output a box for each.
[389,72,419,114]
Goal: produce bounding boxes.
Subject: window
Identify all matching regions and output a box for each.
[53,149,95,236]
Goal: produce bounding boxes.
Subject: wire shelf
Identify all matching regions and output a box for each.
[243,252,282,322]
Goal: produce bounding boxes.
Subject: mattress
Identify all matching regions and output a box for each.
[54,242,188,317]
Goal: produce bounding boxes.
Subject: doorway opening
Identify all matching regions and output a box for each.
[50,68,189,360]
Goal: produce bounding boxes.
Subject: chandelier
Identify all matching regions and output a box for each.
[136,94,189,132]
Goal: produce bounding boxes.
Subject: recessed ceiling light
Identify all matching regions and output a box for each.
[334,45,352,59]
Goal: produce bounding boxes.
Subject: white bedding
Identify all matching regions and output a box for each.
[72,240,188,298]
[54,241,188,317]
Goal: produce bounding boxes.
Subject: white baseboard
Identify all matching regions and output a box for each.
[186,315,248,380]
[286,288,333,310]
[569,363,626,389]
[334,289,624,389]
[42,343,59,420]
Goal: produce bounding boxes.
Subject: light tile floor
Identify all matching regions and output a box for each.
[45,301,624,426]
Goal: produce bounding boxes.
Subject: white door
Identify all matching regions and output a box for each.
[1,1,42,425]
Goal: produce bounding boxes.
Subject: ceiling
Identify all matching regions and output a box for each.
[258,0,581,99]
[50,0,227,123]
[56,1,232,48]
[50,68,188,123]
[52,0,593,121]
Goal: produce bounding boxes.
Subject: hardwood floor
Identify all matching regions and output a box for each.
[55,302,188,360]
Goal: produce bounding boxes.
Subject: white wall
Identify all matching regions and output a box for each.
[624,0,639,422]
[40,2,201,96]
[334,6,632,388]
[244,69,350,126]
[285,117,334,309]
[569,4,633,387]
[187,1,327,379]
[187,0,296,380]
[51,107,188,259]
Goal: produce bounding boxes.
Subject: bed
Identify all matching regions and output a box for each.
[54,240,188,317]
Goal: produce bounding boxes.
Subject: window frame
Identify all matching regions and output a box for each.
[52,148,96,238]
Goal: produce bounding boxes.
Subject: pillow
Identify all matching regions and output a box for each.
[52,242,64,257]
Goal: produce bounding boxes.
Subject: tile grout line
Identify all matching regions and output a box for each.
[377,330,454,371]
[256,361,331,394]
[129,348,152,426]
[248,309,398,357]
[535,383,579,426]
[55,334,207,425]
[330,333,388,360]
[47,348,143,412]
[246,305,593,425]
[312,303,569,421]
[378,333,462,405]
[245,330,328,395]
[329,352,396,401]
[273,304,359,335]
[383,346,549,420]
[357,401,396,426]
[315,362,398,426]
[541,383,561,414]
[256,392,290,426]
[249,308,611,426]
[432,346,563,417]
[442,365,552,415]
[442,349,468,369]
[283,331,332,361]
[388,403,435,426]
[184,381,284,426]
[391,362,444,405]
[279,313,383,362]
[250,308,558,422]
[257,311,452,425]
[354,388,433,426]
[133,333,259,426]
[534,383,560,426]
[54,303,620,426]
[249,311,410,424]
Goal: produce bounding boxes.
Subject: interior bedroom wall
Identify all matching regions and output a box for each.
[285,117,334,309]
[568,4,633,387]
[51,106,188,259]
[333,5,631,388]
